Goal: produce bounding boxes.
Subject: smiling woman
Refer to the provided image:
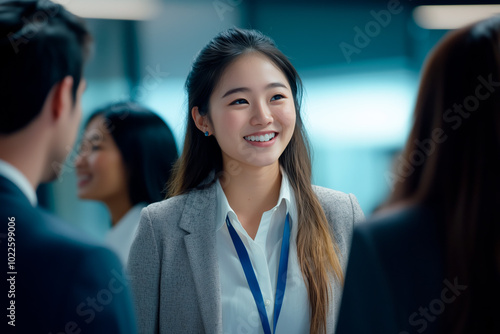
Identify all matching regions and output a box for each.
[194,52,296,171]
[128,28,365,334]
[75,102,178,265]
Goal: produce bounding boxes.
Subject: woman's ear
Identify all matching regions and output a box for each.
[191,106,212,135]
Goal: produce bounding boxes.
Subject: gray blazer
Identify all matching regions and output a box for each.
[128,181,364,334]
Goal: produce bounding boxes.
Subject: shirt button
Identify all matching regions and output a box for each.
[265,299,271,307]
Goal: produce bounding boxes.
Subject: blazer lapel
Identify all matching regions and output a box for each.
[179,182,222,333]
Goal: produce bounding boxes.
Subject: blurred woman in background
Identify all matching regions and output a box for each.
[75,102,178,265]
[336,16,500,334]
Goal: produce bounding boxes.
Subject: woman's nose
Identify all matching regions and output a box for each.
[250,102,273,126]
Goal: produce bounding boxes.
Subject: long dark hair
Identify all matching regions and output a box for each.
[169,28,342,334]
[387,16,500,333]
[86,102,178,205]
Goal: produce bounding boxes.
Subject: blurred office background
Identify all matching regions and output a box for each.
[40,0,500,239]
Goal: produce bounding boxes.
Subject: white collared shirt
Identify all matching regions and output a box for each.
[0,159,37,206]
[106,203,146,265]
[216,172,310,334]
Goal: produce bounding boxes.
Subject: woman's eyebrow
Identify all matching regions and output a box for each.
[221,82,288,98]
[222,87,249,98]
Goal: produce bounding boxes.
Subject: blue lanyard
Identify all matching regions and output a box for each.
[226,213,291,334]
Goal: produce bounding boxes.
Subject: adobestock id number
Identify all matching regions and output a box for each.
[6,216,17,327]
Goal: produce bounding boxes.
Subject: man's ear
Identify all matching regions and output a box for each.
[191,106,212,134]
[51,76,74,121]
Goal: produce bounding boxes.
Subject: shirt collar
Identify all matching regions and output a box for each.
[215,168,296,232]
[114,202,147,229]
[0,159,37,206]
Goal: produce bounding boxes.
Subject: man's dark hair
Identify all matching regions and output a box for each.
[0,0,92,134]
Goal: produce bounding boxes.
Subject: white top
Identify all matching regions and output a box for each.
[215,172,310,334]
[106,203,146,265]
[0,159,37,206]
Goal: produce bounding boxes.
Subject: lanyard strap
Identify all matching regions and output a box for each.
[226,213,290,334]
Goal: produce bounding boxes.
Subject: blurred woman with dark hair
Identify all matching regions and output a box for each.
[75,102,178,265]
[336,16,500,334]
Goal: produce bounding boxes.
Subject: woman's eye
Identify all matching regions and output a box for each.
[90,144,102,151]
[230,98,248,105]
[271,94,284,101]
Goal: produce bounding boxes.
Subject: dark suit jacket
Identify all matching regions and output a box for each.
[0,175,137,333]
[336,206,445,334]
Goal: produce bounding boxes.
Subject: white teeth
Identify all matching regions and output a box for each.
[244,133,276,142]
